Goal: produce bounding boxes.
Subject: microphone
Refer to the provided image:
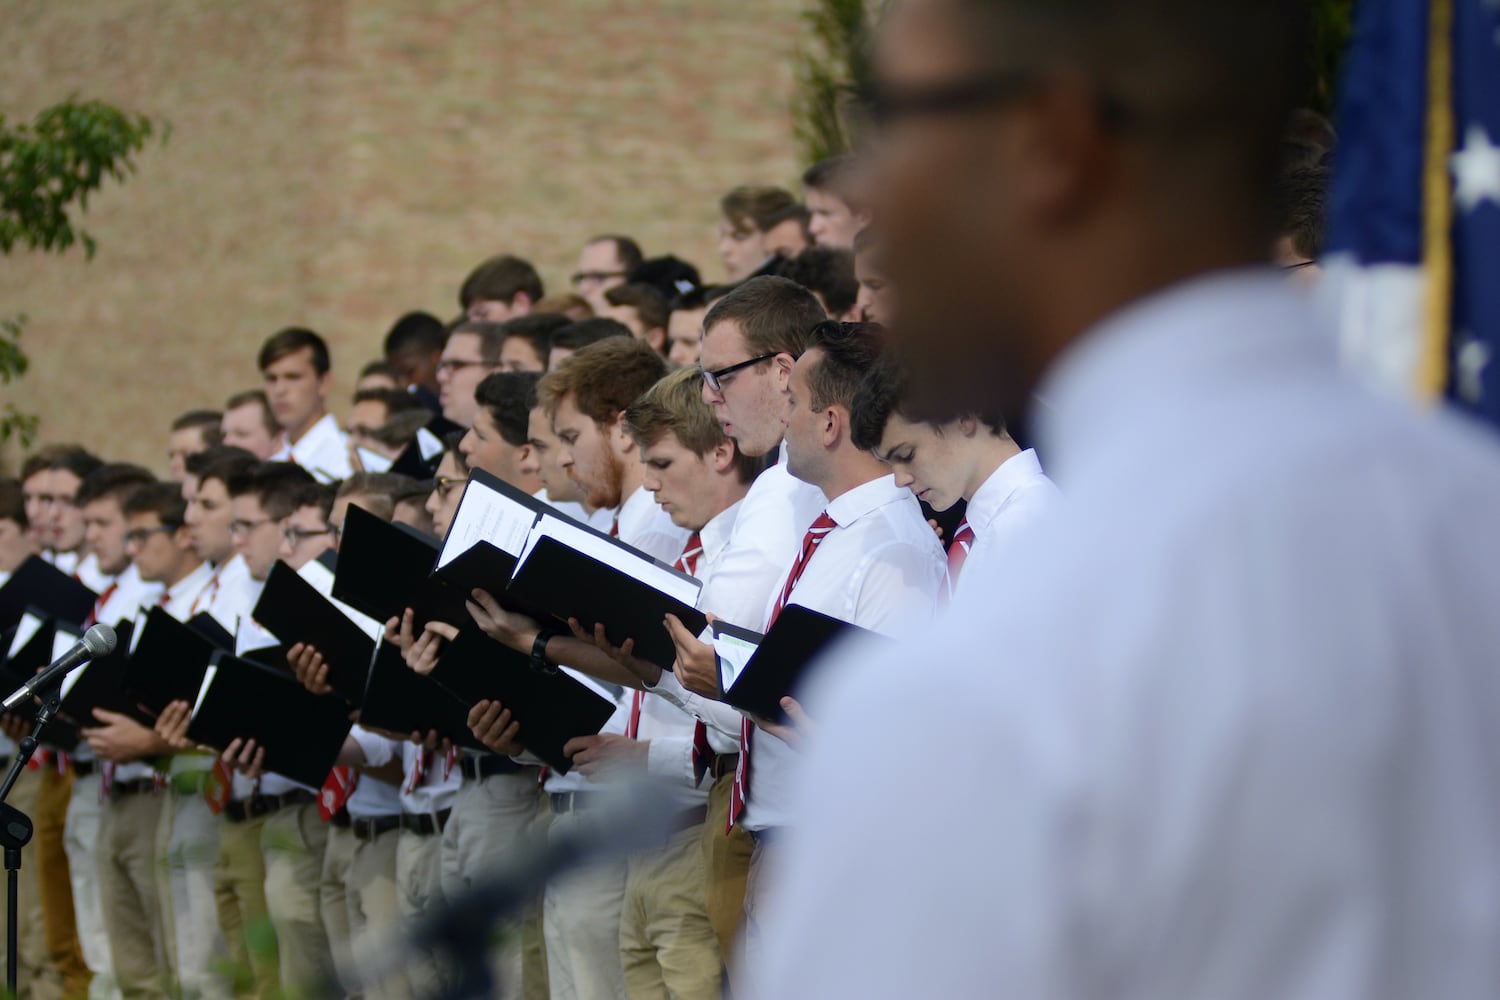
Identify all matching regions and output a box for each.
[2,624,116,711]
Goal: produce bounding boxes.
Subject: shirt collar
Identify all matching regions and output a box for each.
[824,473,908,529]
[700,499,744,564]
[1034,268,1330,487]
[290,412,339,453]
[167,561,215,605]
[967,449,1045,535]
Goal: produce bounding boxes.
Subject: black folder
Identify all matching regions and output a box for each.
[251,562,376,703]
[3,608,55,685]
[426,624,616,774]
[124,606,227,718]
[388,419,460,479]
[332,504,439,624]
[357,642,486,752]
[506,535,706,671]
[186,612,235,652]
[56,619,154,727]
[186,650,353,789]
[712,605,882,721]
[0,557,97,633]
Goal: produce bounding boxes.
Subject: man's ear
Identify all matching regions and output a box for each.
[823,405,845,448]
[709,439,737,474]
[609,412,635,454]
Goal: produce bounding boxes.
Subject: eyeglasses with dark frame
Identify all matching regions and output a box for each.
[282,526,332,546]
[124,525,175,546]
[701,354,778,393]
[433,475,465,499]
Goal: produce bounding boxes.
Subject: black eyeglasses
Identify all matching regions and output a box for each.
[124,525,175,546]
[701,354,777,393]
[282,526,332,546]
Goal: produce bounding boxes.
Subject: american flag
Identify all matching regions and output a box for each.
[1324,0,1500,426]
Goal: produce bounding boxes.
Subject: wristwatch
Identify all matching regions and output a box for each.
[530,629,558,674]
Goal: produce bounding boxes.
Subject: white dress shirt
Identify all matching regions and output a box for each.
[753,270,1500,1000]
[74,552,112,593]
[353,729,460,816]
[160,562,216,623]
[533,487,605,530]
[191,553,255,632]
[42,549,80,576]
[97,564,163,627]
[740,473,945,833]
[271,412,353,483]
[959,447,1059,586]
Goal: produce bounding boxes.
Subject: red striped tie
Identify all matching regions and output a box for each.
[945,519,975,600]
[667,532,710,770]
[86,581,118,628]
[728,512,836,831]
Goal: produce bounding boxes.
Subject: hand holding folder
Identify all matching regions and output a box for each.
[252,561,379,703]
[711,605,884,722]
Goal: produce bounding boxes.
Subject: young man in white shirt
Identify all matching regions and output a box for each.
[221,390,283,461]
[260,327,353,483]
[849,355,1059,593]
[69,463,160,999]
[86,481,216,998]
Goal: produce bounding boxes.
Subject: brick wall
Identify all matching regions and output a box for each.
[0,0,808,472]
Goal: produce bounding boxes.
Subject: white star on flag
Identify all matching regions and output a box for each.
[1456,334,1492,405]
[1451,125,1500,212]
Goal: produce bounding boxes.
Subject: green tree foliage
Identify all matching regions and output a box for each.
[791,0,1356,164]
[0,98,162,446]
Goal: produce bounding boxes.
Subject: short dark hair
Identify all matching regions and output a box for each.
[604,283,670,333]
[335,473,410,523]
[702,275,827,359]
[186,446,258,489]
[459,255,544,309]
[587,235,645,274]
[850,355,1006,453]
[501,313,572,369]
[549,318,632,355]
[475,372,544,447]
[1275,162,1329,260]
[802,155,863,207]
[359,359,398,381]
[123,481,188,530]
[804,321,885,414]
[720,186,801,235]
[238,462,317,519]
[383,311,447,355]
[353,387,426,417]
[781,247,859,318]
[628,256,702,303]
[537,338,669,425]
[75,464,157,510]
[369,410,431,451]
[0,478,27,528]
[24,445,104,485]
[225,390,279,437]
[171,410,224,444]
[289,482,336,521]
[449,320,510,363]
[258,327,331,375]
[671,284,733,313]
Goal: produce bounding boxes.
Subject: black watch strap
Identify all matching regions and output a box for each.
[530,629,558,673]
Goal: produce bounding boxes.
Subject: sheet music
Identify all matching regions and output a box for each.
[438,476,540,568]
[713,630,760,693]
[8,613,44,659]
[516,513,701,607]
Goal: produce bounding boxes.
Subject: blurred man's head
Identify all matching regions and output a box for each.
[222,390,282,459]
[602,283,671,354]
[698,277,827,459]
[348,389,427,458]
[852,227,895,325]
[22,446,103,555]
[123,482,200,586]
[279,482,336,570]
[425,438,469,540]
[1272,162,1328,288]
[229,462,317,581]
[783,246,861,321]
[437,321,508,427]
[185,448,258,566]
[782,322,888,493]
[499,313,571,373]
[462,372,544,493]
[546,318,632,371]
[718,185,803,281]
[460,255,544,322]
[865,0,1309,422]
[0,478,33,574]
[258,327,333,441]
[803,155,870,248]
[573,235,644,312]
[383,311,447,393]
[77,464,157,577]
[167,411,223,481]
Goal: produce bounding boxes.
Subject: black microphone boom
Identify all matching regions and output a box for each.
[1,624,116,711]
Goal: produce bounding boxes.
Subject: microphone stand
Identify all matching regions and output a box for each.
[0,683,63,996]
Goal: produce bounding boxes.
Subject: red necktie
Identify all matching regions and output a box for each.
[674,531,703,577]
[609,515,620,538]
[190,568,221,616]
[86,581,118,628]
[319,766,357,821]
[668,532,712,772]
[728,512,836,831]
[945,519,975,599]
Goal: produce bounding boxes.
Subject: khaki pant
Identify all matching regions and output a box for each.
[260,804,331,995]
[64,770,115,1000]
[542,809,628,1000]
[213,814,278,1000]
[395,827,446,998]
[319,823,356,997]
[701,774,752,969]
[10,764,65,1000]
[36,764,89,997]
[440,773,540,1000]
[97,790,170,1000]
[620,824,721,1000]
[736,837,778,988]
[160,790,231,999]
[346,823,402,999]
